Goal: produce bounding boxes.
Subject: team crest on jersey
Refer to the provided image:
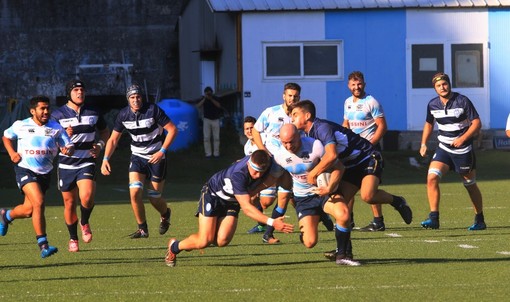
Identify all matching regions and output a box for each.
[453,108,463,118]
[45,128,53,136]
[301,152,312,163]
[356,104,363,110]
[89,117,95,125]
[285,157,293,164]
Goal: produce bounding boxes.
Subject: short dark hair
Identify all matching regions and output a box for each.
[348,71,364,82]
[204,86,213,93]
[284,82,301,93]
[431,72,450,86]
[250,149,271,171]
[244,116,256,124]
[290,100,316,120]
[29,95,50,109]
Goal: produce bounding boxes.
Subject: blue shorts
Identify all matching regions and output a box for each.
[195,185,240,218]
[432,147,476,174]
[129,155,167,183]
[341,151,383,188]
[294,194,329,220]
[57,165,96,192]
[14,166,51,193]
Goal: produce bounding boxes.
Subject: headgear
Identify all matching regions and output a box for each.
[66,79,85,100]
[126,84,142,99]
[431,73,450,86]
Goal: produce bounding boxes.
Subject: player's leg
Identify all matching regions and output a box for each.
[421,160,449,229]
[215,215,238,247]
[76,178,95,243]
[298,215,320,248]
[128,171,149,238]
[461,169,486,230]
[148,159,171,235]
[324,195,358,265]
[262,190,290,244]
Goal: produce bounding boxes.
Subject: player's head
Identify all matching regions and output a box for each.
[126,84,143,111]
[431,72,452,98]
[282,82,301,112]
[347,71,366,99]
[243,116,256,139]
[66,79,85,106]
[248,149,271,179]
[290,100,316,132]
[279,124,301,153]
[29,95,51,125]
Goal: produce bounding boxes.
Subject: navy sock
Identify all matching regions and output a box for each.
[170,240,181,254]
[80,205,94,225]
[138,221,148,232]
[374,216,384,224]
[335,225,351,256]
[429,211,439,221]
[475,212,484,223]
[67,221,79,240]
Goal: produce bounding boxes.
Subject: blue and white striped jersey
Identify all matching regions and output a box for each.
[425,92,479,154]
[343,94,384,141]
[306,118,373,168]
[254,104,290,154]
[3,117,73,174]
[273,137,324,197]
[51,104,107,169]
[113,103,172,160]
[244,140,258,156]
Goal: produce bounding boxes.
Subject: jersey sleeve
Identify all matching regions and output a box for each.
[155,105,172,127]
[368,96,385,118]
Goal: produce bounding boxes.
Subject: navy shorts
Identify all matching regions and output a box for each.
[294,194,329,221]
[57,165,96,192]
[341,151,383,188]
[14,166,51,193]
[432,147,476,174]
[195,185,240,218]
[129,155,167,183]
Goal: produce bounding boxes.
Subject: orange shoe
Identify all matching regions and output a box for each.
[165,238,177,267]
[81,223,92,243]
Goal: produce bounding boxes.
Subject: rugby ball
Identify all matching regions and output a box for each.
[316,172,338,192]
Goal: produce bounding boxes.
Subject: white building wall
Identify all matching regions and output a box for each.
[241,12,328,119]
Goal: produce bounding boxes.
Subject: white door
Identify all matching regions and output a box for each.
[200,60,216,93]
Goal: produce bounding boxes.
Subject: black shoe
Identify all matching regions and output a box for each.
[359,221,386,232]
[129,229,149,239]
[395,196,412,224]
[159,209,171,235]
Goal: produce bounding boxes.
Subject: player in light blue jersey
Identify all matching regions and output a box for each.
[274,124,358,266]
[1,96,74,258]
[343,71,388,232]
[249,83,306,243]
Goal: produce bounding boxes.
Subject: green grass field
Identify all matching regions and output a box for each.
[1,142,509,301]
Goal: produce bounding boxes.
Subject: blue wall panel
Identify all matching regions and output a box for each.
[488,9,510,129]
[325,10,407,130]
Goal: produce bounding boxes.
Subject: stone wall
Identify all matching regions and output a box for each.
[0,0,183,107]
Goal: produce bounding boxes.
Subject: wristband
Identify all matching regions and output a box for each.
[103,156,109,161]
[96,140,105,150]
[266,218,275,227]
[421,144,426,147]
[160,147,167,154]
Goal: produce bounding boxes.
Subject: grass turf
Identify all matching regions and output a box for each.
[1,141,509,301]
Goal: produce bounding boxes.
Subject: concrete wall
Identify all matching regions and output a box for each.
[0,0,183,107]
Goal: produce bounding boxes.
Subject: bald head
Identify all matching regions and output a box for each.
[280,124,301,153]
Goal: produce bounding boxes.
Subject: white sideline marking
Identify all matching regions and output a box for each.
[496,251,510,255]
[458,244,478,249]
[424,240,440,243]
[385,233,402,237]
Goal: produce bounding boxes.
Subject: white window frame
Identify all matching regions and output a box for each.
[263,41,344,80]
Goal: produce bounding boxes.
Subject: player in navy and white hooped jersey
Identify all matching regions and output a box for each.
[273,124,357,266]
[419,72,486,231]
[1,95,74,258]
[249,83,301,243]
[101,84,178,239]
[291,100,413,262]
[51,79,110,252]
[164,149,294,267]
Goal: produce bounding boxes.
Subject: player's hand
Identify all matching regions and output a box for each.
[9,152,21,164]
[66,126,74,137]
[89,144,101,158]
[101,161,111,176]
[148,150,164,164]
[60,146,74,156]
[419,144,427,157]
[312,186,330,196]
[273,217,294,233]
[307,172,318,185]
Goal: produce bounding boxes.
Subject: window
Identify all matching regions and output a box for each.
[263,41,343,79]
[451,43,483,88]
[411,44,444,88]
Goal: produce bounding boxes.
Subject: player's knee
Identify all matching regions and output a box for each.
[129,181,143,190]
[360,192,376,204]
[147,189,162,199]
[463,177,476,187]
